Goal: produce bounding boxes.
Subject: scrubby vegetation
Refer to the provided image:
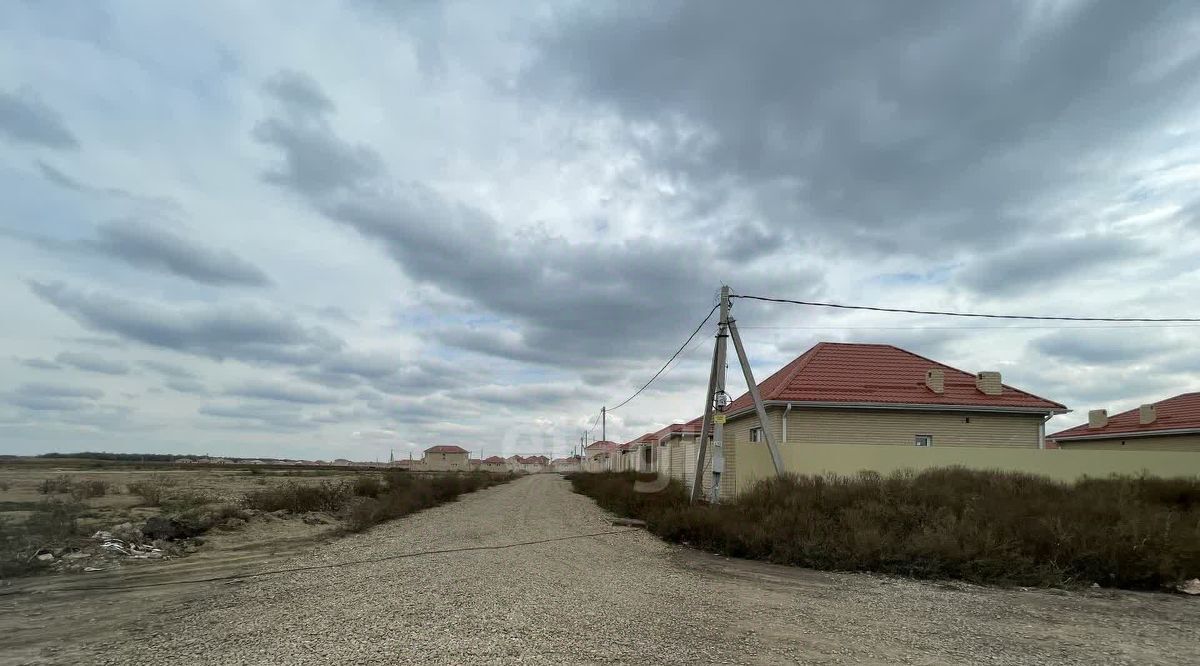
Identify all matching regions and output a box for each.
[36,475,112,499]
[0,500,83,578]
[127,475,177,506]
[244,479,358,513]
[241,471,516,532]
[568,469,1200,591]
[344,471,516,532]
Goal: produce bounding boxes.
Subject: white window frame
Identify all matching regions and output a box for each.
[750,427,764,443]
[914,434,933,447]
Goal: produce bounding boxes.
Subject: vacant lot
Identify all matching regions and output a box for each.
[0,460,506,580]
[1,474,1196,665]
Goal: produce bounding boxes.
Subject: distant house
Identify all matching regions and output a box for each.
[1048,392,1200,451]
[583,440,620,471]
[423,445,471,471]
[653,418,704,481]
[551,456,582,473]
[522,455,550,473]
[480,455,508,472]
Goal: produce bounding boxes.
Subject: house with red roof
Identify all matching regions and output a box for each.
[665,342,1066,499]
[1048,392,1200,451]
[551,455,583,472]
[616,432,659,473]
[651,418,705,482]
[719,341,1066,450]
[479,455,508,472]
[422,445,471,471]
[584,440,621,472]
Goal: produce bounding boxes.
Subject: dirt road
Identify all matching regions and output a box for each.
[2,474,1198,665]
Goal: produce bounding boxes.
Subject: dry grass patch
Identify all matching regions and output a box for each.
[569,469,1200,591]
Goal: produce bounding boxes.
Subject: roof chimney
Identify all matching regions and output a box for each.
[975,371,1002,396]
[1139,403,1157,425]
[1088,409,1108,429]
[925,368,944,394]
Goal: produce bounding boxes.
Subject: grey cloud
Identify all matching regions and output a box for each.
[0,88,79,149]
[254,72,824,370]
[198,402,309,430]
[5,220,271,287]
[139,360,197,379]
[528,3,1200,255]
[299,352,475,395]
[14,383,103,400]
[959,236,1147,296]
[7,382,103,412]
[165,378,207,395]
[36,161,87,190]
[29,281,344,365]
[89,221,272,287]
[453,383,604,410]
[253,76,381,195]
[225,379,340,405]
[262,70,335,115]
[17,358,61,370]
[1031,329,1172,365]
[55,351,130,375]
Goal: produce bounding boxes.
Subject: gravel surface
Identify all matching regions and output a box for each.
[3,474,1199,665]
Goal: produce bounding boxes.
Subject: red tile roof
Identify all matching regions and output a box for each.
[620,432,657,450]
[1049,392,1200,440]
[725,342,1065,415]
[482,456,506,463]
[424,445,469,454]
[585,440,620,451]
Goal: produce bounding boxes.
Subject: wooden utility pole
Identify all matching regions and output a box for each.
[691,286,730,502]
[690,285,785,502]
[601,406,606,443]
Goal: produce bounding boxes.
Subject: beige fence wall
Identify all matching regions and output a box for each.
[732,442,1200,496]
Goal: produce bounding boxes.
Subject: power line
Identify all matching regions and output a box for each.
[737,323,1200,330]
[730,294,1200,323]
[607,303,719,414]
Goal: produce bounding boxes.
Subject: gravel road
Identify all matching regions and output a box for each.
[3,474,1198,665]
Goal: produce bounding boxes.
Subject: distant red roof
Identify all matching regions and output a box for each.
[1049,392,1200,441]
[585,440,620,451]
[724,342,1065,415]
[619,432,656,450]
[425,445,469,454]
[482,456,506,463]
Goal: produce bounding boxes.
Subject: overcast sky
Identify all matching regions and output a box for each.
[3,1,1200,461]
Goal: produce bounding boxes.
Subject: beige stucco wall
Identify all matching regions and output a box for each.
[1056,433,1200,451]
[722,405,1045,450]
[731,441,1200,496]
[424,452,469,471]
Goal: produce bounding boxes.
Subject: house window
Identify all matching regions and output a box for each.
[914,434,933,447]
[750,427,764,443]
